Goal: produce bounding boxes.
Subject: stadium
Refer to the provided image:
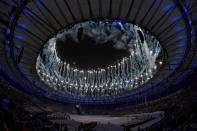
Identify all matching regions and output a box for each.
[0,0,197,130]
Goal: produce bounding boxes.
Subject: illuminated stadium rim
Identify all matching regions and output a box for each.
[3,0,193,99]
[1,0,196,104]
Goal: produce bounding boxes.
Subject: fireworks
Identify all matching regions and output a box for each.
[36,20,163,96]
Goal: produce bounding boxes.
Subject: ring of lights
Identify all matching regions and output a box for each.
[36,20,164,97]
[0,0,196,105]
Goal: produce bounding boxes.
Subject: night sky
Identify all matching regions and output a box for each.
[56,34,130,70]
